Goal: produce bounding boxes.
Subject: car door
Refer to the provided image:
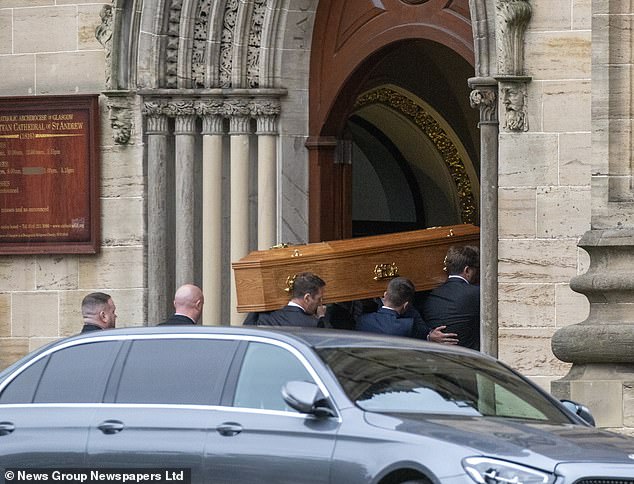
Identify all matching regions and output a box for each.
[204,340,339,484]
[0,340,121,468]
[86,336,238,482]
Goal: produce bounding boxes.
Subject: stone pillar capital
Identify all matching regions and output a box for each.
[164,100,196,118]
[255,115,278,134]
[174,114,197,134]
[468,81,498,126]
[229,115,251,135]
[222,99,251,117]
[251,99,280,134]
[201,115,224,135]
[196,100,225,135]
[143,100,169,117]
[196,100,224,117]
[143,105,169,135]
[223,99,251,134]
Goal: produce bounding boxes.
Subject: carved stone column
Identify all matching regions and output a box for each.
[143,101,171,323]
[169,101,198,288]
[468,78,499,357]
[551,3,634,429]
[199,101,224,326]
[252,99,280,250]
[226,100,252,324]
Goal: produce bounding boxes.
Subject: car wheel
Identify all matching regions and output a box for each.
[399,480,429,484]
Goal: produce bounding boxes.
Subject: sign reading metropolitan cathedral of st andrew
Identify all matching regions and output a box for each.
[0,95,100,254]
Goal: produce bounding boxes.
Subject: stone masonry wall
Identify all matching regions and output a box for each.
[0,0,146,369]
[0,0,599,384]
[497,0,592,389]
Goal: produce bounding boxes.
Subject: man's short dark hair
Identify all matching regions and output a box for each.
[445,245,480,275]
[81,292,111,316]
[291,272,326,299]
[385,277,415,307]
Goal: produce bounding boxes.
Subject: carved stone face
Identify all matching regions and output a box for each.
[501,87,524,111]
[501,86,528,131]
[109,108,132,144]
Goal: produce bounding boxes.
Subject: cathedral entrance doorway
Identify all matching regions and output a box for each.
[308,0,479,241]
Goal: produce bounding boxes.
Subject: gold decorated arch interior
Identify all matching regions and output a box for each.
[353,85,479,225]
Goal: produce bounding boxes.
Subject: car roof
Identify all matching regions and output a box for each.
[62,325,485,357]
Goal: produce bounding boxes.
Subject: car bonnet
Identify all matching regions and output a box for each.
[364,411,634,471]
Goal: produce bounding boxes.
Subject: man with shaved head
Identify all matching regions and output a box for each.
[80,292,117,333]
[160,284,204,325]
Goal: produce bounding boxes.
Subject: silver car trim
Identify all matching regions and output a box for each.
[0,402,334,420]
[0,333,340,419]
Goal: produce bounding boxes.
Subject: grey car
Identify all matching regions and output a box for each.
[1,326,634,484]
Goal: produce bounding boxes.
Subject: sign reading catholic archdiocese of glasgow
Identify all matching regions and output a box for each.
[0,95,100,254]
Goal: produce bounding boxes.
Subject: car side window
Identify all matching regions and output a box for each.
[0,357,48,404]
[484,380,549,420]
[115,338,238,405]
[34,342,120,403]
[233,342,314,412]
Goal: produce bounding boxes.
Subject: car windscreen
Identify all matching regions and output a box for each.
[317,347,570,423]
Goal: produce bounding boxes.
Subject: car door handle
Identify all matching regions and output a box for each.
[97,420,125,434]
[216,422,242,437]
[0,422,15,436]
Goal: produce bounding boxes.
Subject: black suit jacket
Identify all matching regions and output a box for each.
[159,314,196,325]
[357,298,432,339]
[255,305,322,328]
[356,307,414,337]
[422,277,480,350]
[80,324,103,333]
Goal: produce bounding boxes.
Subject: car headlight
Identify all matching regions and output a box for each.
[462,457,556,484]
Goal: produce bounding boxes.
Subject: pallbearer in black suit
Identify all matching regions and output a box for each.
[356,277,459,343]
[80,292,117,333]
[356,277,417,337]
[254,272,327,327]
[422,245,480,350]
[160,284,204,325]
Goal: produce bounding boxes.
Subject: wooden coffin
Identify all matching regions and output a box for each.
[232,224,480,313]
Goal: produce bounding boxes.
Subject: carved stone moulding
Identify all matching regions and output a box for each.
[552,228,634,365]
[496,0,532,76]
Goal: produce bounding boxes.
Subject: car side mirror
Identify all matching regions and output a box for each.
[560,399,596,426]
[282,380,336,418]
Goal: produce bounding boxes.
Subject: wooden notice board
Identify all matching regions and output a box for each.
[0,95,100,254]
